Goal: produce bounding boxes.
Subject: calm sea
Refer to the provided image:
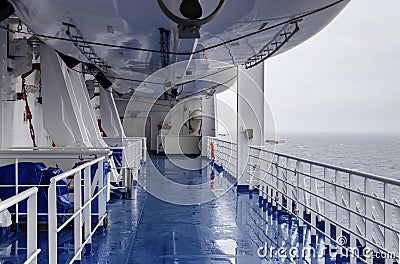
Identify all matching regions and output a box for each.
[274,132,400,180]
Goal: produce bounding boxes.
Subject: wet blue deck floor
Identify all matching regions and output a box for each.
[1,155,334,264]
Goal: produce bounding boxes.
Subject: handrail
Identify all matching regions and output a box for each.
[0,150,111,226]
[50,156,105,183]
[48,156,108,264]
[0,187,40,264]
[249,145,400,186]
[210,138,400,263]
[0,187,37,211]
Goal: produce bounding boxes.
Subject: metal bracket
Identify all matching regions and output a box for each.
[157,0,226,39]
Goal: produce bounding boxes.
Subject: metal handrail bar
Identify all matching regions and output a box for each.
[250,146,400,186]
[23,249,41,264]
[68,213,108,264]
[248,153,400,246]
[0,187,40,264]
[50,157,105,183]
[7,147,111,150]
[213,138,237,144]
[56,185,107,232]
[0,184,56,187]
[215,156,237,167]
[250,155,400,208]
[0,187,37,211]
[215,144,238,152]
[48,156,107,263]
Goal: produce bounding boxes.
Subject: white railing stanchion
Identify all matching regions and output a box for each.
[84,166,92,252]
[48,181,58,264]
[26,190,38,264]
[364,178,374,264]
[15,158,19,227]
[98,161,105,225]
[310,165,318,231]
[285,157,292,214]
[349,173,357,264]
[74,171,83,261]
[335,170,343,243]
[384,182,393,264]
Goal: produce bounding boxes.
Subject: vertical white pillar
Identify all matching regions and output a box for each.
[26,191,38,264]
[48,181,58,264]
[74,171,82,261]
[237,63,265,186]
[84,166,92,249]
[97,161,105,225]
[0,24,8,149]
[201,96,215,156]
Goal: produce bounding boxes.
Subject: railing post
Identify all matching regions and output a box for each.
[295,161,302,224]
[324,168,332,247]
[266,152,273,205]
[15,158,19,228]
[98,161,105,225]
[260,150,267,204]
[364,178,374,264]
[384,182,393,264]
[48,181,58,264]
[349,173,357,264]
[27,191,38,264]
[309,165,317,245]
[335,170,342,243]
[285,157,292,214]
[74,171,83,262]
[248,163,254,191]
[84,166,92,253]
[275,156,280,211]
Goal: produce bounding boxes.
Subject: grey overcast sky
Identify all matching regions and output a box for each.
[267,0,400,134]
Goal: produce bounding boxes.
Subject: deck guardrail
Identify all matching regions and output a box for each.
[208,137,400,264]
[0,187,40,264]
[208,137,237,177]
[0,149,110,263]
[0,149,110,225]
[104,137,145,197]
[48,156,107,264]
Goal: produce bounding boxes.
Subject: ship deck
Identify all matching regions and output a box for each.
[0,155,330,264]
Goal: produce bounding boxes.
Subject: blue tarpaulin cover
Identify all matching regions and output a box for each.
[0,162,70,221]
[112,149,122,172]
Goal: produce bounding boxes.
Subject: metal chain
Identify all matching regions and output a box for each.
[22,79,37,148]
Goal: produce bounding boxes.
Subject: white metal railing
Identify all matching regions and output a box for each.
[104,137,144,195]
[250,146,400,264]
[0,149,110,226]
[48,156,107,264]
[0,187,40,264]
[208,137,237,177]
[104,137,146,167]
[0,149,110,263]
[207,138,400,263]
[129,137,147,163]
